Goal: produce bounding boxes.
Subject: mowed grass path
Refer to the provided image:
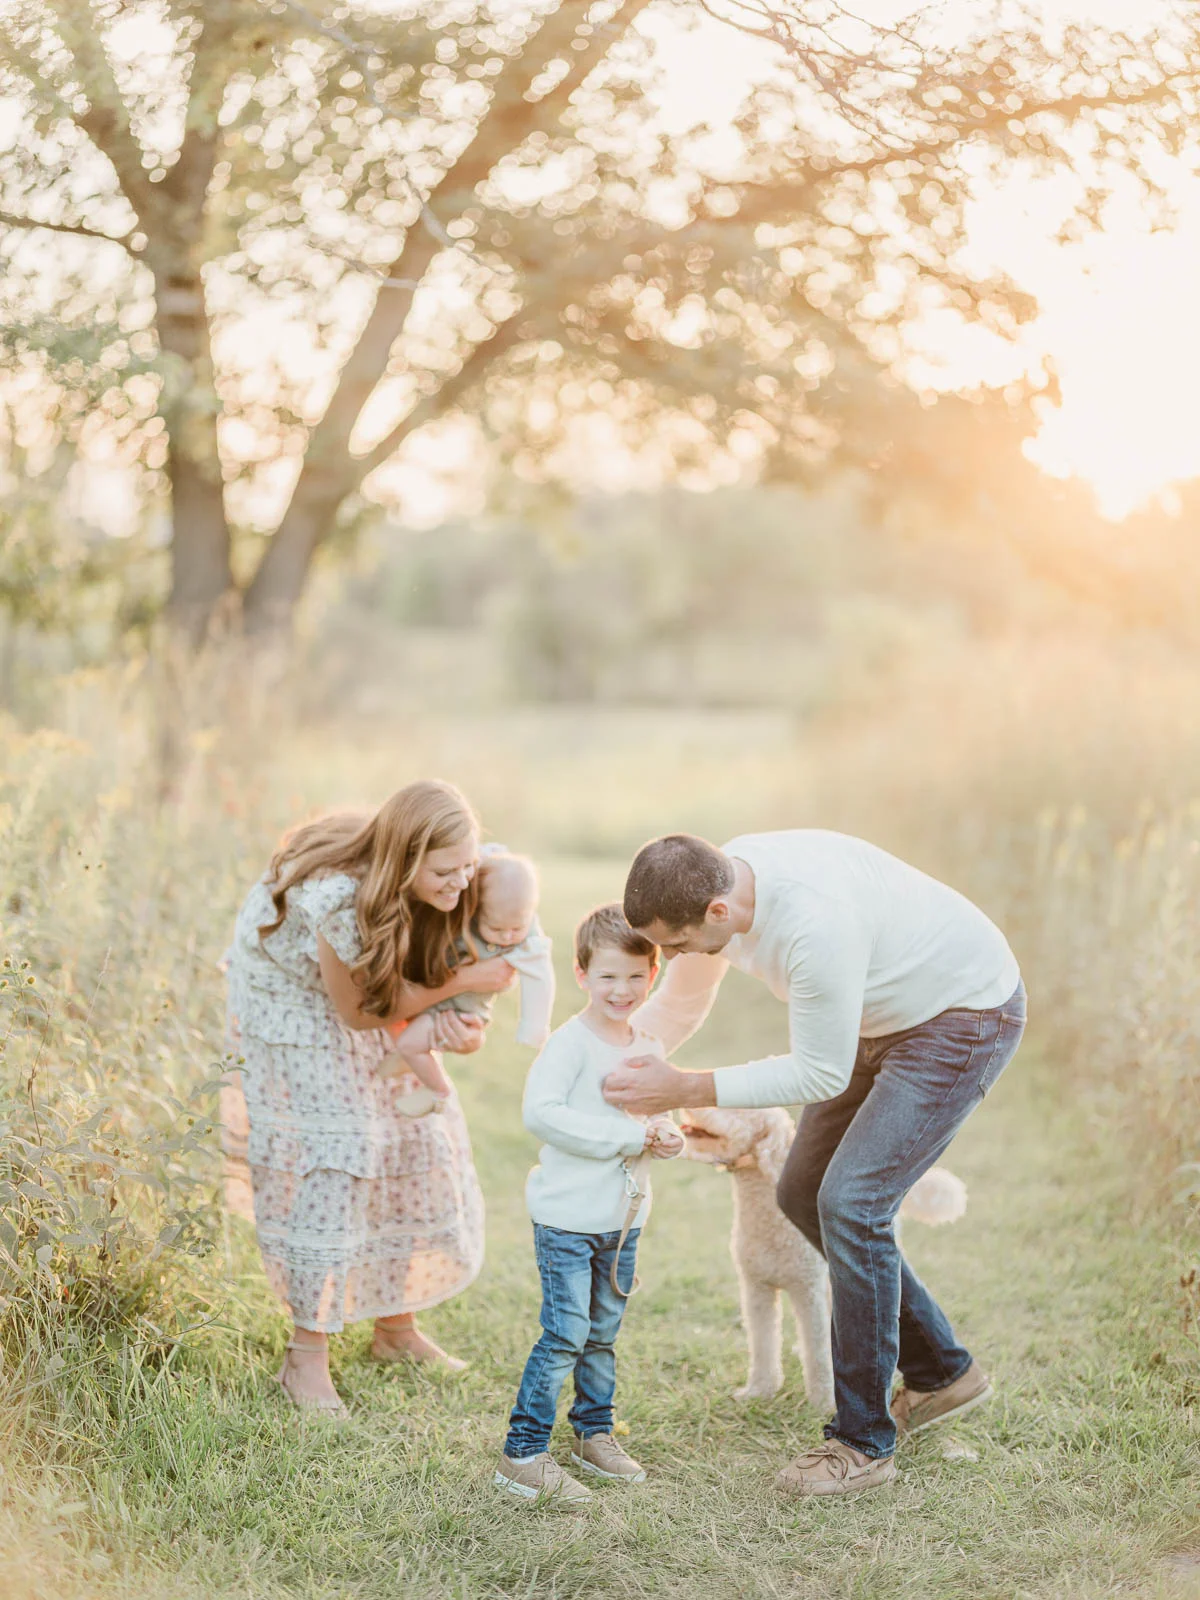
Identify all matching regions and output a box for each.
[3,857,1199,1600]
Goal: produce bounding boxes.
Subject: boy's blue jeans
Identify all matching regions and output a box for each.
[503,1224,640,1460]
[776,981,1027,1461]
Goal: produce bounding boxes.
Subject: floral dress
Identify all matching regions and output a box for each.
[222,871,484,1332]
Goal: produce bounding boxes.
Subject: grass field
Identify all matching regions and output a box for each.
[3,847,1199,1600]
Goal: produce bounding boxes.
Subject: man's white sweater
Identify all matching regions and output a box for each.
[636,829,1021,1110]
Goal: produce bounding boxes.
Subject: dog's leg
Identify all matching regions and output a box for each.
[733,1275,784,1401]
[787,1273,835,1415]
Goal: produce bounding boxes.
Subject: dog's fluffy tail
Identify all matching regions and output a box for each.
[899,1166,968,1226]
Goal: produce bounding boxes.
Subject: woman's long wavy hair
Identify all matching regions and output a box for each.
[258,780,480,1019]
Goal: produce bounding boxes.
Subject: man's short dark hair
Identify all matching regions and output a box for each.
[623,834,735,932]
[575,903,659,971]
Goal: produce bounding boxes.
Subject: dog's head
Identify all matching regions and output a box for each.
[679,1105,794,1177]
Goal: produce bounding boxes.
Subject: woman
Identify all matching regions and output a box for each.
[223,779,514,1414]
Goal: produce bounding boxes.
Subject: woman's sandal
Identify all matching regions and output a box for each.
[275,1342,350,1419]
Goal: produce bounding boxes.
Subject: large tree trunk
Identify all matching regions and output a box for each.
[242,478,346,636]
[165,433,236,636]
[153,265,235,644]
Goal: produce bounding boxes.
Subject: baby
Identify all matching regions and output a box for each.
[494,903,684,1505]
[383,848,556,1114]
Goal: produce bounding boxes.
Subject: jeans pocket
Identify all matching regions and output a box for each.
[918,1007,986,1074]
[938,1007,986,1042]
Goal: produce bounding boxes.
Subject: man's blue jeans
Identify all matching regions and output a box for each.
[503,1224,640,1460]
[776,982,1027,1460]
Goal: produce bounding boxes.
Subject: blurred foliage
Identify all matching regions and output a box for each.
[2,1,1199,634]
[0,718,238,1401]
[0,484,163,709]
[318,469,1200,709]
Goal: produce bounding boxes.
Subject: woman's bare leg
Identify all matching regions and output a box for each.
[371,1312,468,1371]
[277,1327,346,1411]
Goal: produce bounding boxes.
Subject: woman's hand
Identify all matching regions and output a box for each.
[453,955,518,997]
[432,1011,486,1055]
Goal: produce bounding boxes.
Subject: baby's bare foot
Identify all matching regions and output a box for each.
[371,1319,468,1371]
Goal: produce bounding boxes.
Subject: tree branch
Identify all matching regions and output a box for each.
[436,0,655,209]
[354,313,529,484]
[605,70,1199,263]
[260,0,653,573]
[45,0,157,221]
[159,13,227,222]
[0,207,139,254]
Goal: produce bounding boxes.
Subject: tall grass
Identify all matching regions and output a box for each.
[0,701,238,1440]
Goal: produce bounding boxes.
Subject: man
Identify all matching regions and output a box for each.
[602,829,1025,1498]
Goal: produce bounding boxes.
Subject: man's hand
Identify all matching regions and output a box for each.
[602,1054,716,1117]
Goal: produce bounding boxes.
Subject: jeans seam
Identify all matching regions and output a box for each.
[535,1228,561,1328]
[897,1302,962,1389]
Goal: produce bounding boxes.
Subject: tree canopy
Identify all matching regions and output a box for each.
[2,0,1198,638]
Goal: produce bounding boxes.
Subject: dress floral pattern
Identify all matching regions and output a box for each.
[222,871,484,1331]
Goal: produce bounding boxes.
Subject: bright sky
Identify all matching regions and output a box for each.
[650,0,1200,520]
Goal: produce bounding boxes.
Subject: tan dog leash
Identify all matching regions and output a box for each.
[611,1152,651,1298]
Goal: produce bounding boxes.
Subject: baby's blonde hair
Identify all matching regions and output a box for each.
[477,852,538,905]
[465,852,538,957]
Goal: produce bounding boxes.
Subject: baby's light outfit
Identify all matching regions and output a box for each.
[426,922,555,1049]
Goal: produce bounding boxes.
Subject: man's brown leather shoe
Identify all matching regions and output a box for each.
[774,1440,896,1498]
[891,1359,993,1434]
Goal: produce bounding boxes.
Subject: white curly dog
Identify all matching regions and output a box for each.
[681,1106,967,1412]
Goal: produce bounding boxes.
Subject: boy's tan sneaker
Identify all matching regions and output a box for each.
[891,1359,993,1435]
[494,1451,592,1504]
[572,1432,647,1483]
[774,1440,896,1498]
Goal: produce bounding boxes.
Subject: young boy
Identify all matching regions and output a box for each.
[494,904,684,1505]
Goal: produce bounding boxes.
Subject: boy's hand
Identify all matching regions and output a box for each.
[645,1117,686,1160]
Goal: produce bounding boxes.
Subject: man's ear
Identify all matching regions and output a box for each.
[705,898,732,927]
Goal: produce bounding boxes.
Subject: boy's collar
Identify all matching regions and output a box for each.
[575,1009,643,1048]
